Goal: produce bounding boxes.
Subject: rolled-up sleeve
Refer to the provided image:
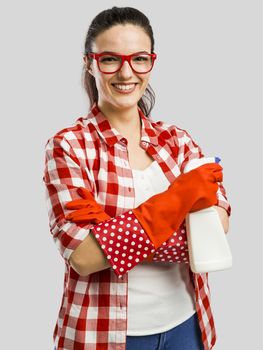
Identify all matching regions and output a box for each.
[42,135,95,263]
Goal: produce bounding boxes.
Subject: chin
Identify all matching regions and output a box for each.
[112,94,140,106]
[114,99,140,109]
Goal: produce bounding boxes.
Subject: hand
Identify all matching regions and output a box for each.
[169,163,223,213]
[214,205,229,233]
[65,187,111,224]
[132,162,223,250]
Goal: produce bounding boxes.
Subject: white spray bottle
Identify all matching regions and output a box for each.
[184,157,232,273]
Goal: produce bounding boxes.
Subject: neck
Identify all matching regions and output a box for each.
[98,101,141,140]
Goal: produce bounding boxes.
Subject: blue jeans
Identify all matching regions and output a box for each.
[126,312,204,350]
[54,313,204,350]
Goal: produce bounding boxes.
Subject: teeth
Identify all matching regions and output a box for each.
[113,84,135,90]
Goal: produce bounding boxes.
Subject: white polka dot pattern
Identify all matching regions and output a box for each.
[152,221,189,263]
[92,210,156,278]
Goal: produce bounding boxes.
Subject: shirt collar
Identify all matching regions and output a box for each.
[87,102,159,147]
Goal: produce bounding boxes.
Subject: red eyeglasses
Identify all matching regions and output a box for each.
[86,51,157,74]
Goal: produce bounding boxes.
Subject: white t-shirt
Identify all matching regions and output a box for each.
[127,160,196,336]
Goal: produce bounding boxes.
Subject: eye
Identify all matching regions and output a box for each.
[133,55,150,62]
[99,55,119,62]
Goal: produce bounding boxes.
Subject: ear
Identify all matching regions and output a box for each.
[83,55,93,75]
[88,68,94,76]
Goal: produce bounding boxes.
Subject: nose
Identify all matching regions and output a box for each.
[117,60,133,78]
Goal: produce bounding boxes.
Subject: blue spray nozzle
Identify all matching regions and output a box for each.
[215,157,221,163]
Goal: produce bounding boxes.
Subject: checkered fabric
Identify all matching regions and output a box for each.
[43,101,231,350]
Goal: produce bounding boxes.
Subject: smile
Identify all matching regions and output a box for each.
[111,83,138,94]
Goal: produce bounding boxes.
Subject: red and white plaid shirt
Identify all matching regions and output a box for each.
[43,102,231,350]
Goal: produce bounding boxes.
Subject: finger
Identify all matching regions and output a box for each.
[77,187,94,200]
[100,212,112,221]
[65,198,100,210]
[65,208,98,220]
[67,213,99,223]
[214,171,223,182]
[200,163,223,172]
[212,167,223,175]
[65,199,89,209]
[67,207,102,217]
[75,214,107,224]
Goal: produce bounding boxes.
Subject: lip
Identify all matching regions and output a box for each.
[112,82,139,85]
[111,83,138,94]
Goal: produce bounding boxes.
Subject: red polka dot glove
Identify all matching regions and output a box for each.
[145,221,190,263]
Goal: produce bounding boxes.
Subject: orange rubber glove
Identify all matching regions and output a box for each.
[132,163,222,249]
[65,187,111,224]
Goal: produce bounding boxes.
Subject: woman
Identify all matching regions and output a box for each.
[43,6,231,350]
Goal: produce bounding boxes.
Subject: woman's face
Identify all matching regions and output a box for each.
[85,24,153,111]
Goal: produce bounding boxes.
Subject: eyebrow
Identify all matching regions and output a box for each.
[99,50,150,55]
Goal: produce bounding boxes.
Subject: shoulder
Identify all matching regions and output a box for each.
[148,116,197,147]
[149,117,204,165]
[44,115,94,150]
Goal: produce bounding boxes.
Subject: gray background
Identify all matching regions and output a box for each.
[1,0,262,348]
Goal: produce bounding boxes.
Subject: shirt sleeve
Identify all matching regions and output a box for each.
[177,128,232,217]
[42,135,96,263]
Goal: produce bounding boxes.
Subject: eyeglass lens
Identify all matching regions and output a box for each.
[98,54,153,73]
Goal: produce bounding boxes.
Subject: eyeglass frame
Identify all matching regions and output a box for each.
[85,51,157,74]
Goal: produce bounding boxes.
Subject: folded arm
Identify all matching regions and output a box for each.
[43,135,111,276]
[42,136,156,277]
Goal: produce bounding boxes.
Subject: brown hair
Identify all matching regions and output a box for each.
[82,6,156,117]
